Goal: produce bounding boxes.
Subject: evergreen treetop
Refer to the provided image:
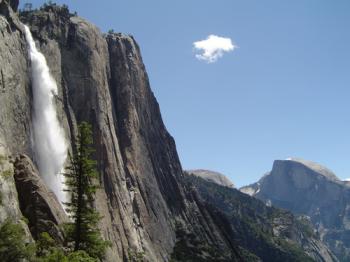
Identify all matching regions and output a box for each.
[64,122,109,260]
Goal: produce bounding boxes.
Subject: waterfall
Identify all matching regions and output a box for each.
[24,25,68,204]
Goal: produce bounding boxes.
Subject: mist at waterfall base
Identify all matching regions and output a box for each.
[24,25,68,204]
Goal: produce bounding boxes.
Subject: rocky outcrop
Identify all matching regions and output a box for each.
[17,5,180,260]
[13,154,68,243]
[0,140,32,242]
[0,0,18,12]
[188,173,337,262]
[0,2,341,261]
[241,158,350,261]
[0,2,31,156]
[0,3,243,261]
[187,169,234,188]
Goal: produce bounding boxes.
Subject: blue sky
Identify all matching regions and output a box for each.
[25,0,350,187]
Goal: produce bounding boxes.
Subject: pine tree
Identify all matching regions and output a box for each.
[0,220,36,262]
[64,122,109,260]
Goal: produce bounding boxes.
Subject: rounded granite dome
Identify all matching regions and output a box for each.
[284,158,339,181]
[187,169,234,188]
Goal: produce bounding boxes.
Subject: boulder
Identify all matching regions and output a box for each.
[14,154,68,243]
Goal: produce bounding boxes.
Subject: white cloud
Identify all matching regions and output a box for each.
[193,35,237,63]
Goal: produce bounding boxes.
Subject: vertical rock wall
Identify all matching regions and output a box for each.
[0,3,241,261]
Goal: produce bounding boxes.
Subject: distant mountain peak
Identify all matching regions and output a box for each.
[241,157,350,260]
[279,157,339,181]
[187,169,234,188]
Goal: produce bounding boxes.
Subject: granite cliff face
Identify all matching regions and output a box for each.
[0,1,340,261]
[13,154,68,243]
[187,173,337,262]
[0,2,243,261]
[0,143,32,240]
[241,158,350,261]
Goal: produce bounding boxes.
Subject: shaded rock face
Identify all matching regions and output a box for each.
[0,0,32,239]
[18,6,180,260]
[0,3,243,261]
[0,2,32,156]
[13,154,68,243]
[0,0,19,12]
[0,2,339,261]
[0,141,33,241]
[241,159,350,261]
[188,174,338,262]
[187,169,235,188]
[8,0,18,11]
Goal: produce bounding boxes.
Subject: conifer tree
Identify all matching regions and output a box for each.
[64,122,108,260]
[0,220,35,262]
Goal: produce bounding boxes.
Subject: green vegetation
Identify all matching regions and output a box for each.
[0,220,35,262]
[67,251,97,262]
[63,122,109,260]
[34,232,67,261]
[184,173,315,262]
[20,1,75,18]
[0,219,101,262]
[0,123,108,261]
[35,232,97,262]
[0,154,6,165]
[277,239,314,261]
[236,247,260,262]
[296,216,315,238]
[35,232,56,257]
[21,216,29,225]
[1,169,12,179]
[127,249,145,262]
[170,221,238,261]
[44,0,55,7]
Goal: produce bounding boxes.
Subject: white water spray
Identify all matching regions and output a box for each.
[24,25,68,204]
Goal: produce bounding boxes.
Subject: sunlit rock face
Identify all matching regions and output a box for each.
[0,1,342,261]
[187,169,235,188]
[0,3,244,261]
[241,158,350,261]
